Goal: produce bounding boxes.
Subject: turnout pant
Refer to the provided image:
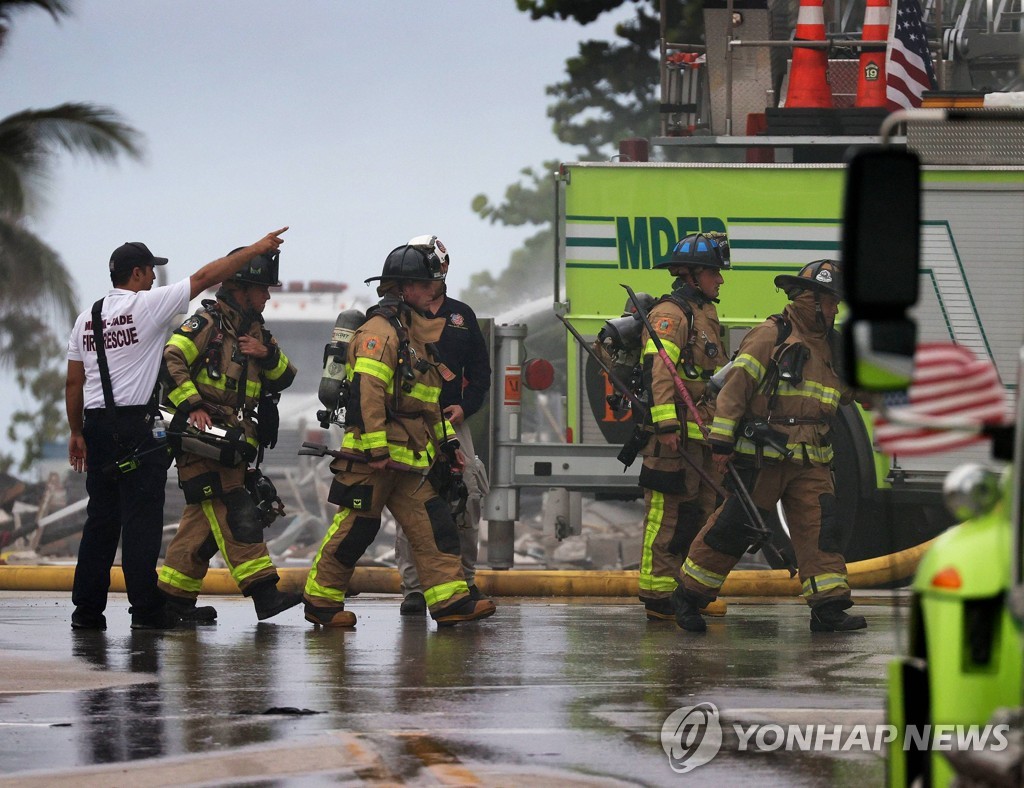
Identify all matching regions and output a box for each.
[682,461,849,608]
[395,419,485,593]
[306,462,469,614]
[158,453,279,599]
[638,440,719,603]
[73,407,168,618]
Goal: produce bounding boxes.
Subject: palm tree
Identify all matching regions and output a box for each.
[0,0,142,471]
[0,0,143,363]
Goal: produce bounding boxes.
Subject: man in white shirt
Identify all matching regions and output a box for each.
[65,227,287,631]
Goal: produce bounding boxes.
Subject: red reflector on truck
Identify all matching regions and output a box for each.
[931,567,962,590]
[522,358,555,391]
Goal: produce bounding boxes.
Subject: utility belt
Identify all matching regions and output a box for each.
[84,404,152,419]
[85,406,172,478]
[764,416,828,427]
[739,417,832,466]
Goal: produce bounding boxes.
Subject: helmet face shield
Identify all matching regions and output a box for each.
[407,234,449,280]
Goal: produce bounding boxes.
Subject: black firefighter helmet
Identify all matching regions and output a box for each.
[774,259,843,300]
[364,244,445,291]
[228,249,282,287]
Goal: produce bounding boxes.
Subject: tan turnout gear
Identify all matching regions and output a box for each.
[682,284,857,611]
[637,286,724,609]
[304,297,493,626]
[158,296,296,598]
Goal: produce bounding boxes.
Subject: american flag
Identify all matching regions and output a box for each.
[873,343,1008,457]
[885,0,937,110]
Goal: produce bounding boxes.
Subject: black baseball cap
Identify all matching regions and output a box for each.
[108,242,169,273]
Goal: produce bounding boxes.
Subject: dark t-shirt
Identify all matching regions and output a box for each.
[427,296,491,417]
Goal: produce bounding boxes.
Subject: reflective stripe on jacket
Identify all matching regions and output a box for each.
[640,288,723,453]
[341,307,455,471]
[709,297,852,465]
[164,299,295,447]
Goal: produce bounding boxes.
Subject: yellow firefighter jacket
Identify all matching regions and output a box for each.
[709,292,853,465]
[640,285,724,450]
[339,302,457,471]
[164,298,296,451]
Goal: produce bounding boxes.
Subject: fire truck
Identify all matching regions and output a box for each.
[479,0,1023,569]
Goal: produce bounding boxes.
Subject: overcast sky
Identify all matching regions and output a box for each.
[3,1,629,304]
[1,1,630,460]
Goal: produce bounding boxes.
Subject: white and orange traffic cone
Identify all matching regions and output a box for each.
[785,0,833,108]
[855,0,890,107]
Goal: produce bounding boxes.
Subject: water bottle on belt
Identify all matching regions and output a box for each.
[152,416,168,442]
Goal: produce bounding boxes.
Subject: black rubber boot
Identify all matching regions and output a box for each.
[642,597,675,621]
[671,587,708,633]
[162,592,218,624]
[248,578,303,621]
[400,591,426,616]
[810,600,867,632]
[71,608,107,631]
[130,607,180,630]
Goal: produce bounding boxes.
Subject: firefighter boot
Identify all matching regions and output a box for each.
[643,597,676,621]
[71,608,107,631]
[809,599,867,633]
[671,587,708,633]
[400,591,427,616]
[162,591,218,624]
[304,602,356,628]
[645,596,728,621]
[432,595,496,627]
[248,578,303,621]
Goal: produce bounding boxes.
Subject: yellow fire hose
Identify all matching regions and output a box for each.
[0,539,934,596]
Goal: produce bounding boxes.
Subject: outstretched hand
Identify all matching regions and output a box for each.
[253,226,288,255]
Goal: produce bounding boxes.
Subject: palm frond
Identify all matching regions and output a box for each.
[0,215,78,329]
[0,103,143,216]
[0,103,144,162]
[0,0,71,22]
[0,0,71,50]
[0,156,28,215]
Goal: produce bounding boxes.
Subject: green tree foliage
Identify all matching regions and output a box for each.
[1,325,65,474]
[464,163,558,308]
[0,0,142,471]
[464,1,698,307]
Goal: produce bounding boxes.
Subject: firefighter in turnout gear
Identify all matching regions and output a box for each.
[302,243,497,628]
[638,232,730,621]
[158,250,301,622]
[394,234,493,616]
[676,259,865,633]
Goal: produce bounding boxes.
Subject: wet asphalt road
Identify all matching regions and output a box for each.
[0,591,906,786]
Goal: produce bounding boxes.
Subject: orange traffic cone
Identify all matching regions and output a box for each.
[855,0,890,107]
[785,0,833,108]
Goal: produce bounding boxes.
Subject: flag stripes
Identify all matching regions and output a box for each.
[873,343,1007,457]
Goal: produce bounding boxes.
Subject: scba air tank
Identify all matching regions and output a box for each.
[317,309,366,422]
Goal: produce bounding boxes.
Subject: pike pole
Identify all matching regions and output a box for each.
[622,284,797,577]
